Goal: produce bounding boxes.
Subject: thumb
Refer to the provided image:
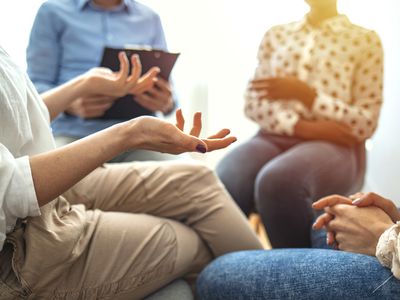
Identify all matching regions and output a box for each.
[172,131,208,153]
[353,193,400,222]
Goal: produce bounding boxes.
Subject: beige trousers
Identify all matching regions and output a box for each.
[2,161,262,299]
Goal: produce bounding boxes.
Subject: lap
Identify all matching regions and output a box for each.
[64,160,213,215]
[197,249,400,300]
[217,133,283,177]
[256,140,360,197]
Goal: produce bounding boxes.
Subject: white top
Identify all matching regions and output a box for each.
[0,46,55,250]
[245,15,383,140]
[376,222,400,279]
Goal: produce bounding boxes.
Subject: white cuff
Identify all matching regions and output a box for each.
[376,222,400,279]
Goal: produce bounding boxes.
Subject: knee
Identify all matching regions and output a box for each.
[167,161,224,201]
[182,161,221,188]
[254,164,306,210]
[197,252,247,300]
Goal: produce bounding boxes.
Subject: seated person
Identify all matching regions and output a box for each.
[197,192,400,299]
[27,0,177,161]
[217,0,383,247]
[0,48,263,299]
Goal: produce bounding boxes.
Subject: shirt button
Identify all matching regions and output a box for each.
[107,34,113,41]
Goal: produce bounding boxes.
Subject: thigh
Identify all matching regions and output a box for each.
[257,140,359,200]
[50,212,211,300]
[197,249,400,300]
[255,141,359,247]
[65,161,262,257]
[216,134,282,215]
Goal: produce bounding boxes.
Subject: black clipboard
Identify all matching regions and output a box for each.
[97,47,180,120]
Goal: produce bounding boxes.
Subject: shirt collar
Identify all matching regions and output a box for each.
[77,0,131,12]
[289,14,352,33]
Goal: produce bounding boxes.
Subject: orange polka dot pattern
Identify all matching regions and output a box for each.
[244,15,383,140]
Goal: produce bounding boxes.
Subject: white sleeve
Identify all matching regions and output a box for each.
[376,222,400,279]
[0,143,40,250]
[244,28,301,136]
[311,31,383,141]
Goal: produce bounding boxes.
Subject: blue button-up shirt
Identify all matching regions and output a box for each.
[27,0,168,138]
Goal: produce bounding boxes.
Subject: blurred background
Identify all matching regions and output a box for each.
[1,0,399,202]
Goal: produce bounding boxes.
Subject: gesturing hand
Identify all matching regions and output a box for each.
[249,76,317,108]
[124,109,237,154]
[82,51,159,98]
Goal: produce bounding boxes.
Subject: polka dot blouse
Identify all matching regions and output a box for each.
[244,15,383,141]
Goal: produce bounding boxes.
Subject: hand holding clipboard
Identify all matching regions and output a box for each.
[98,47,180,120]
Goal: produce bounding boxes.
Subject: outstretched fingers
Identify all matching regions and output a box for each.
[202,136,237,152]
[189,112,202,137]
[173,110,236,152]
[116,51,129,83]
[168,126,207,153]
[125,54,142,89]
[208,128,231,139]
[175,109,185,131]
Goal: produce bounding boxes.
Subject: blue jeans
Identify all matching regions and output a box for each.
[217,132,365,248]
[197,249,400,299]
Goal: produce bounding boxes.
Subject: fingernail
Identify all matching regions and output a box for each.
[196,144,206,153]
[352,198,362,205]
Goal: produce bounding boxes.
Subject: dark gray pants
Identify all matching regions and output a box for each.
[217,131,365,248]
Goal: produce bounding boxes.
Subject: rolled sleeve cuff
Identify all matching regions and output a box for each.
[376,222,400,279]
[15,156,41,218]
[274,110,300,136]
[34,82,55,94]
[311,92,335,118]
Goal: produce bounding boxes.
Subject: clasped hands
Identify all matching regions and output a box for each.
[312,192,400,256]
[68,52,173,118]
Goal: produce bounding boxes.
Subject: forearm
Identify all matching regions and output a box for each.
[29,122,131,207]
[293,119,358,146]
[293,120,314,139]
[41,75,87,121]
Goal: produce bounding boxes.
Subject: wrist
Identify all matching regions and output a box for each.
[294,119,314,139]
[300,86,317,109]
[73,74,92,97]
[111,118,142,153]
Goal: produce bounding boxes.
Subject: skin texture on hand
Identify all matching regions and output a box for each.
[249,76,317,108]
[294,119,358,146]
[133,78,174,114]
[66,95,116,118]
[66,52,160,118]
[121,109,237,154]
[312,194,395,256]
